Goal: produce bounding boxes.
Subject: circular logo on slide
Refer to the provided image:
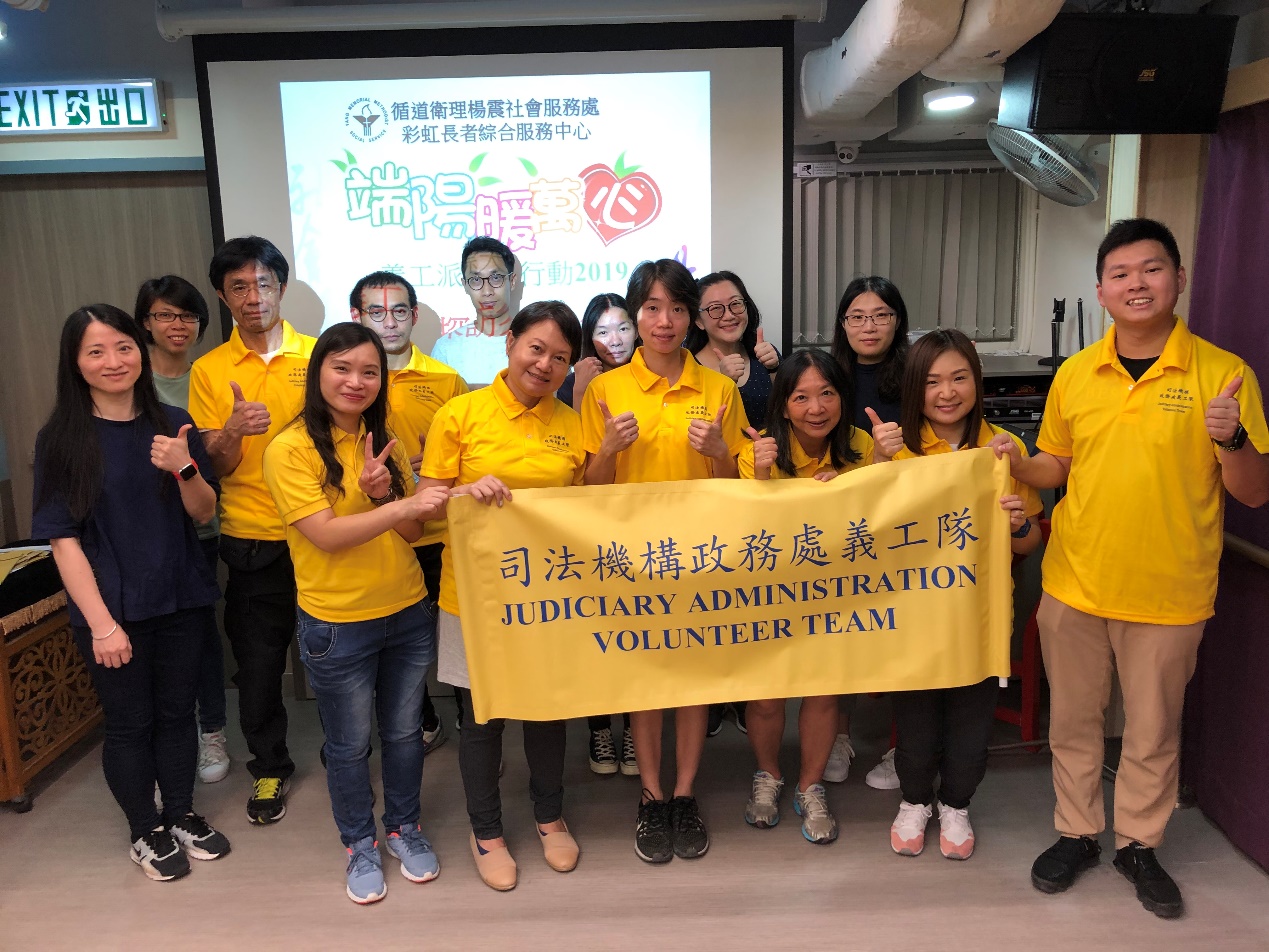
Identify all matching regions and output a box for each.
[344,97,389,144]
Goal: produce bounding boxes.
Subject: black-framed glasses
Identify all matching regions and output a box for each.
[702,300,747,321]
[843,311,896,327]
[149,310,202,325]
[465,272,507,291]
[359,305,414,322]
[225,278,280,299]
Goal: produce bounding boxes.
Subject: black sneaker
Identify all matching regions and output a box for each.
[169,813,232,860]
[588,728,618,775]
[619,726,639,777]
[707,704,725,738]
[669,795,710,859]
[247,776,290,825]
[1031,835,1101,893]
[1114,843,1183,919]
[130,828,191,881]
[635,793,673,864]
[732,702,748,734]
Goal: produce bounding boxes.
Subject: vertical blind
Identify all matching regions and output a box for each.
[792,167,1021,345]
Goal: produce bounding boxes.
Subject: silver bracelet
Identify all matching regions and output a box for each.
[91,622,118,641]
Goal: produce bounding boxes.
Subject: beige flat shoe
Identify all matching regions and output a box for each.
[539,821,580,873]
[470,833,517,891]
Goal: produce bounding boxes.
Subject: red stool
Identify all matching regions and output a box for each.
[994,518,1052,750]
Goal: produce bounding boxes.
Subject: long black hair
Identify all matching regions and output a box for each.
[299,322,405,501]
[765,348,860,476]
[35,304,173,521]
[580,292,632,363]
[899,328,985,456]
[830,276,910,405]
[686,270,762,358]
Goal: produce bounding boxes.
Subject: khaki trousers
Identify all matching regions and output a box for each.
[1037,593,1205,849]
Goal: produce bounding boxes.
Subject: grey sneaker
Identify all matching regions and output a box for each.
[822,734,854,783]
[744,770,784,829]
[197,729,230,784]
[794,784,839,844]
[345,836,387,904]
[386,823,441,883]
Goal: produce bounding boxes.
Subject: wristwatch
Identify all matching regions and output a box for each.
[175,460,199,482]
[1011,519,1033,539]
[1214,423,1248,452]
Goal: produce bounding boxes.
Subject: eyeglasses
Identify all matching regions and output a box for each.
[225,278,280,299]
[465,272,507,291]
[843,311,896,327]
[701,300,747,321]
[359,305,414,322]
[149,310,201,325]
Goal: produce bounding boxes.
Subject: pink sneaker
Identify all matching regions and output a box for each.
[890,801,931,856]
[937,801,975,860]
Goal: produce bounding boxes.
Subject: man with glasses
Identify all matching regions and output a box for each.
[430,236,522,387]
[189,236,316,825]
[350,271,469,744]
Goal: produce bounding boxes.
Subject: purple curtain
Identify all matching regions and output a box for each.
[1183,99,1269,872]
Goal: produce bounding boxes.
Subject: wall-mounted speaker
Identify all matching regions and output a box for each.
[998,13,1238,135]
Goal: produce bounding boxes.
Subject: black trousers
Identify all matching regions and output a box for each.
[893,677,999,809]
[73,608,209,840]
[587,712,631,732]
[221,537,297,780]
[456,688,565,839]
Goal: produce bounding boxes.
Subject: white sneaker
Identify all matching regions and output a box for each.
[865,747,900,790]
[890,800,932,856]
[822,734,855,783]
[937,801,975,860]
[197,729,230,784]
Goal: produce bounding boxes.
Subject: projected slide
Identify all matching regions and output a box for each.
[280,72,711,378]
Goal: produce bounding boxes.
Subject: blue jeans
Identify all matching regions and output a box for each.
[297,599,436,845]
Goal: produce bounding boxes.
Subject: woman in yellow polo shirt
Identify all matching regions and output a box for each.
[735,349,876,846]
[580,258,749,866]
[418,301,586,892]
[262,323,449,906]
[885,328,1042,863]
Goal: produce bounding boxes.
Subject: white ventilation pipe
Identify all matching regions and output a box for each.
[923,0,1064,83]
[156,0,826,40]
[801,0,966,123]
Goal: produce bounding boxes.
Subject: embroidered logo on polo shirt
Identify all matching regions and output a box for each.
[288,366,307,387]
[408,383,436,401]
[543,432,572,453]
[1157,387,1194,414]
[684,404,710,420]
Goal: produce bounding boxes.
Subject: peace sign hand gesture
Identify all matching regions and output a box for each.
[359,433,399,500]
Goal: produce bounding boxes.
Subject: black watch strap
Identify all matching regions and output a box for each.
[1215,424,1248,452]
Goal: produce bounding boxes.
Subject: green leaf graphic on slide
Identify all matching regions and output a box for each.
[613,151,642,180]
[469,152,488,172]
[518,157,539,177]
[477,176,501,186]
[468,153,501,185]
[331,149,358,173]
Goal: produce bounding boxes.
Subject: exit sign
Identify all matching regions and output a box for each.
[0,80,164,135]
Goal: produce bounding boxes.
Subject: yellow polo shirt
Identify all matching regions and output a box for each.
[738,428,875,479]
[387,346,469,547]
[580,348,750,484]
[894,421,1044,518]
[189,321,316,541]
[420,371,586,616]
[262,421,426,623]
[1037,317,1268,624]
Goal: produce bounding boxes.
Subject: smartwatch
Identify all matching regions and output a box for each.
[1214,424,1248,452]
[175,461,199,482]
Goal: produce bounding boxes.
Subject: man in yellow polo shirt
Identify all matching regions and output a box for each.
[993,218,1269,919]
[350,270,468,745]
[189,236,316,825]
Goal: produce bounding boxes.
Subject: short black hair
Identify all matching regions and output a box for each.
[626,259,699,320]
[209,236,290,292]
[349,271,417,311]
[134,275,211,343]
[508,300,583,365]
[461,236,515,276]
[1096,218,1182,281]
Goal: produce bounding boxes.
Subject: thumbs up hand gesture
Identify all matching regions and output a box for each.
[745,426,778,479]
[713,347,747,383]
[867,408,903,461]
[1206,376,1243,444]
[598,399,639,456]
[226,381,271,437]
[753,327,780,370]
[688,405,731,460]
[151,423,196,473]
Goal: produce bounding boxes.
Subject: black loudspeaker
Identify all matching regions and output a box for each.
[998,13,1237,135]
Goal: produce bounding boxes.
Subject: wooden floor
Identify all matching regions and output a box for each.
[3,694,1268,952]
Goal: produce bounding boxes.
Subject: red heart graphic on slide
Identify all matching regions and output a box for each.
[580,164,663,246]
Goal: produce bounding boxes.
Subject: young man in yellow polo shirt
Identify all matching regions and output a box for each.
[350,271,468,747]
[189,237,316,825]
[992,218,1269,919]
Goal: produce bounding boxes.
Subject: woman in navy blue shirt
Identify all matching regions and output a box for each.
[32,304,230,882]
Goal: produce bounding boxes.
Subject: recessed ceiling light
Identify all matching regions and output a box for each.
[924,85,976,112]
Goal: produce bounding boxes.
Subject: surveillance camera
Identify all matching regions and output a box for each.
[835,142,860,165]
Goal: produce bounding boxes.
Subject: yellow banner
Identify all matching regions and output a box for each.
[449,448,1015,723]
